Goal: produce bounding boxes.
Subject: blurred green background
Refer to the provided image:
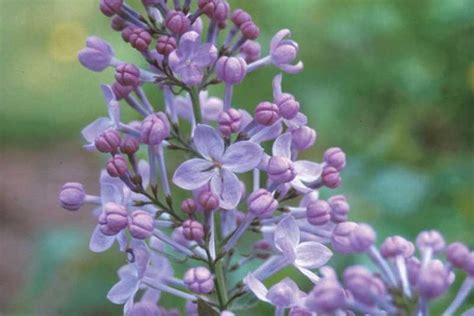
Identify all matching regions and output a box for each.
[0,0,473,315]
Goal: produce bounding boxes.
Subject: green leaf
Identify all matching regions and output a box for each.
[197,299,219,316]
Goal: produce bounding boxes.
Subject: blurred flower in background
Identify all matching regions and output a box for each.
[0,0,472,315]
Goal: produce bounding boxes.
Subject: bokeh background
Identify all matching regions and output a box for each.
[1,0,473,315]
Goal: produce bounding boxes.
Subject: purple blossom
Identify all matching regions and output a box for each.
[168,31,218,86]
[78,36,115,72]
[173,124,263,209]
[270,133,323,194]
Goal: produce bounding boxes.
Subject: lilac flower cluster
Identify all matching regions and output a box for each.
[59,0,473,315]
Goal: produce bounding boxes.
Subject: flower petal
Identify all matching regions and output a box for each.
[193,43,218,67]
[193,124,225,160]
[244,273,269,303]
[210,169,242,210]
[295,266,320,284]
[101,84,116,104]
[250,121,283,144]
[294,241,333,269]
[90,225,115,253]
[179,31,201,57]
[274,215,300,252]
[222,141,264,173]
[272,133,292,158]
[172,158,214,190]
[285,112,307,128]
[278,61,304,74]
[108,100,121,128]
[270,29,291,52]
[81,117,113,143]
[290,177,312,194]
[107,275,140,304]
[138,160,150,189]
[294,160,322,183]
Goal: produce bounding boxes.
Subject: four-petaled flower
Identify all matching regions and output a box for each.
[173,124,263,209]
[273,215,333,283]
[270,132,323,194]
[168,31,218,86]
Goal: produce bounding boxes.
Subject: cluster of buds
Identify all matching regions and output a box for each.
[59,1,472,315]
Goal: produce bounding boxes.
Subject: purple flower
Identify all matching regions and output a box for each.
[173,124,263,209]
[272,216,333,282]
[81,85,121,151]
[245,274,306,310]
[78,36,115,72]
[168,31,218,86]
[270,29,303,74]
[270,133,323,194]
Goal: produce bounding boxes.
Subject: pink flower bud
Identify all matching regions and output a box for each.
[181,198,197,215]
[240,21,259,40]
[140,112,171,145]
[95,129,121,153]
[331,221,358,254]
[416,230,445,252]
[247,189,278,218]
[112,81,133,100]
[198,191,219,211]
[274,93,299,120]
[231,9,251,26]
[156,35,177,56]
[120,137,139,154]
[111,16,128,31]
[306,200,331,226]
[184,267,214,294]
[322,166,341,189]
[255,101,279,126]
[418,260,450,299]
[350,223,376,252]
[380,236,415,258]
[267,156,296,184]
[218,109,242,137]
[198,0,216,17]
[343,266,385,306]
[323,147,346,171]
[306,279,346,314]
[106,155,128,177]
[464,252,474,275]
[216,56,247,84]
[182,219,204,241]
[166,11,190,35]
[240,40,261,63]
[121,25,136,42]
[129,27,152,52]
[78,36,114,72]
[115,63,140,87]
[328,195,350,223]
[291,126,316,151]
[128,210,154,239]
[446,242,470,268]
[59,182,86,211]
[100,0,123,17]
[99,202,128,235]
[213,0,230,22]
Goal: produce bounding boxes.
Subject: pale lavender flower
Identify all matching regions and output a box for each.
[268,216,333,283]
[168,31,218,86]
[269,133,322,194]
[269,29,303,73]
[81,85,121,151]
[245,274,306,314]
[173,124,263,209]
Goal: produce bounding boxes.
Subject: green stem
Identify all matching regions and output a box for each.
[214,259,228,309]
[189,87,202,123]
